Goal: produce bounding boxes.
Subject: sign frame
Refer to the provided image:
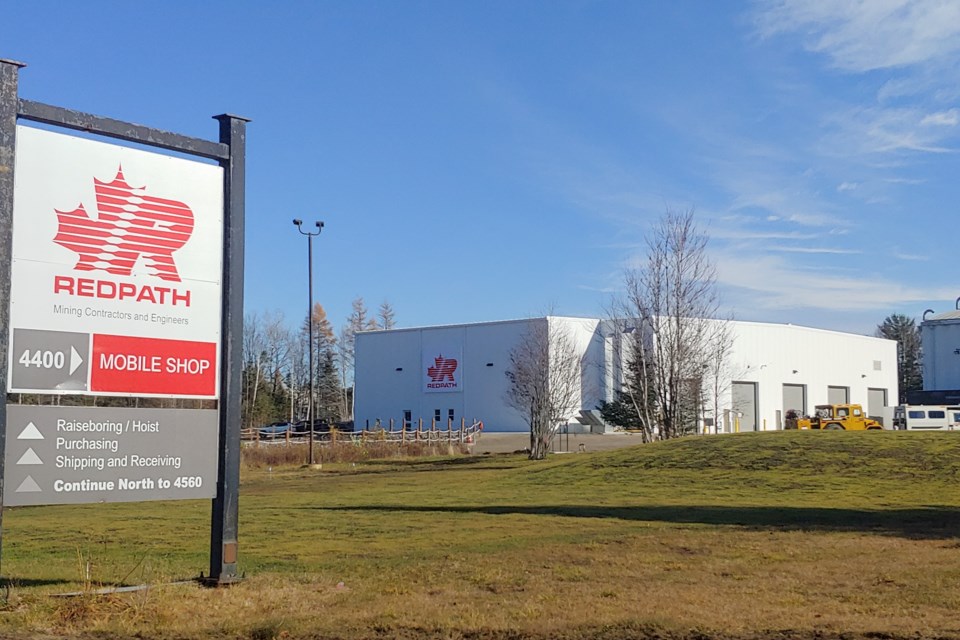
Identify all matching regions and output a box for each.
[7,124,226,398]
[0,58,247,585]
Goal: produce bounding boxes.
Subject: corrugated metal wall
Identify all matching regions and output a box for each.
[922,320,960,391]
[355,318,899,433]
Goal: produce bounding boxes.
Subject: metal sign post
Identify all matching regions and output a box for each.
[0,58,26,577]
[0,58,246,584]
[209,113,248,585]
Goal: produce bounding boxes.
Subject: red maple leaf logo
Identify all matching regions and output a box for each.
[427,354,458,382]
[52,167,195,282]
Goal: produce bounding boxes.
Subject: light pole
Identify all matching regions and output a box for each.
[293,218,324,465]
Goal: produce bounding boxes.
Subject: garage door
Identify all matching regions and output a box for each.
[827,386,849,405]
[782,384,806,415]
[732,381,758,432]
[867,388,888,423]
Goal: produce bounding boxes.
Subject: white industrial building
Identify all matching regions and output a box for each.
[354,317,898,433]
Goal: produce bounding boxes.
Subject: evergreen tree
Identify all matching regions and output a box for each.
[317,347,342,421]
[302,303,343,421]
[876,314,922,404]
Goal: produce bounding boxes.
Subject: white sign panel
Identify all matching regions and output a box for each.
[422,338,462,393]
[8,126,224,398]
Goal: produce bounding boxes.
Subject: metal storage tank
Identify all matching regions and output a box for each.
[920,309,960,391]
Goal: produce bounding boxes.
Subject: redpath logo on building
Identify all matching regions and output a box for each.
[427,354,458,389]
[51,167,194,307]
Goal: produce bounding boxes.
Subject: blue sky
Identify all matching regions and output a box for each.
[4,1,959,336]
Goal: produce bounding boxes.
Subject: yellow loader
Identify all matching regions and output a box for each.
[785,404,883,430]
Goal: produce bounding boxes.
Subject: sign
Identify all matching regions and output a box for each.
[8,126,224,397]
[91,334,216,395]
[3,405,218,506]
[422,339,462,393]
[1,62,247,583]
[9,329,88,391]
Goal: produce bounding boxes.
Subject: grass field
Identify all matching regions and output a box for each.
[1,431,960,639]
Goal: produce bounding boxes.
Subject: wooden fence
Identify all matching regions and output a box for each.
[242,418,484,446]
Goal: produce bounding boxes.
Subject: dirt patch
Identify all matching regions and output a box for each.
[348,624,960,640]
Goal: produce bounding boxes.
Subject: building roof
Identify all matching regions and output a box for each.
[358,315,890,342]
[923,310,960,323]
[358,316,598,335]
[722,318,886,341]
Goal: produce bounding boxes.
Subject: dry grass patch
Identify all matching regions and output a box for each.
[1,432,960,639]
[241,440,469,468]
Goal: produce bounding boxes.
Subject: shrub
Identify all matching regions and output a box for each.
[241,440,468,468]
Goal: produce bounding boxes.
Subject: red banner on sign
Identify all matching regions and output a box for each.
[91,334,217,396]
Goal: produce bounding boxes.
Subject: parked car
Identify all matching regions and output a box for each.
[258,422,293,439]
[290,419,355,438]
[291,420,330,434]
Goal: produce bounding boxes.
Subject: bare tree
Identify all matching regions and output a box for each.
[242,310,295,428]
[288,327,307,422]
[336,325,353,420]
[242,312,267,428]
[336,297,373,420]
[340,298,372,379]
[263,311,292,396]
[378,300,396,330]
[505,317,583,460]
[602,313,658,443]
[615,208,731,440]
[703,319,734,434]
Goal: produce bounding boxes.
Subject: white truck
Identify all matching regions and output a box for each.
[893,405,960,430]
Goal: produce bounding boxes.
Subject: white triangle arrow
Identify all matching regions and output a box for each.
[15,476,41,493]
[17,422,43,440]
[16,448,43,465]
[69,346,84,375]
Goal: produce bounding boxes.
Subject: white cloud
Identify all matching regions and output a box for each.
[755,0,960,72]
[883,176,926,184]
[576,283,619,294]
[893,251,930,261]
[711,228,819,241]
[754,5,960,169]
[768,245,862,254]
[821,106,959,155]
[716,253,953,311]
[837,181,859,191]
[826,227,850,236]
[920,108,960,126]
[877,74,933,102]
[728,188,850,227]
